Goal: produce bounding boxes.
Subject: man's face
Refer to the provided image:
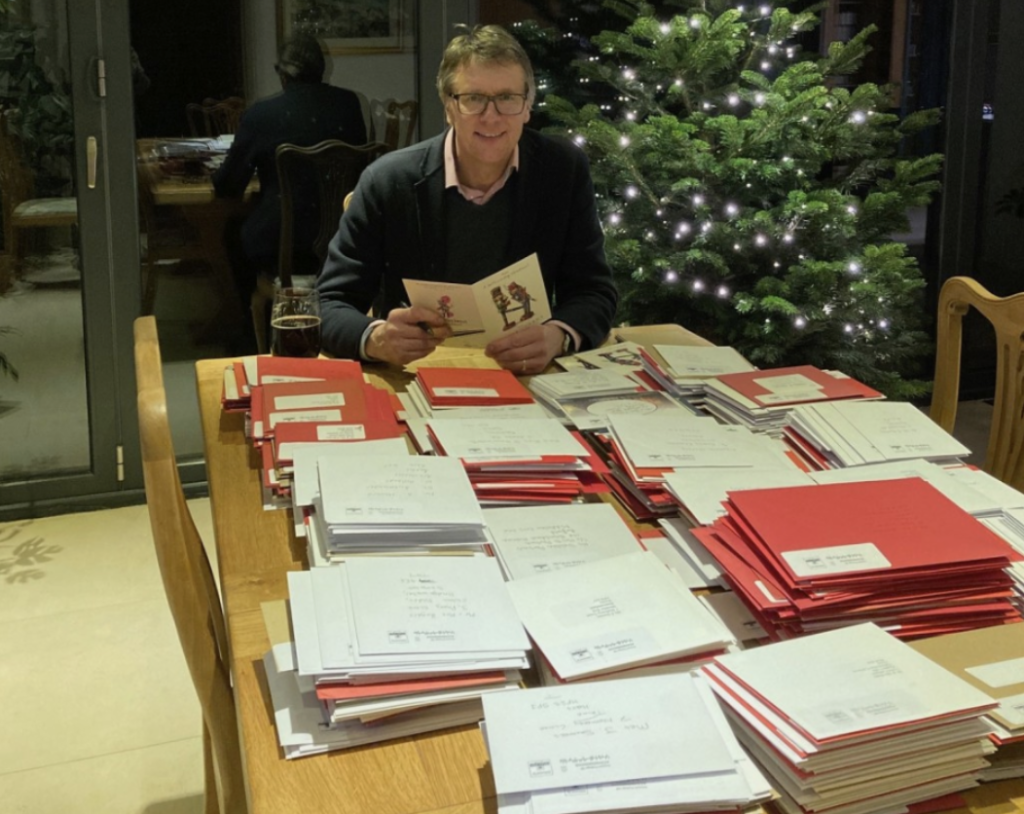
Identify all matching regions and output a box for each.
[445,59,531,183]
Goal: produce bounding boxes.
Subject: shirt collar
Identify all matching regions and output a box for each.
[444,128,519,206]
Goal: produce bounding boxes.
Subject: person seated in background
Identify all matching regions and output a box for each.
[213,34,367,332]
[315,24,617,375]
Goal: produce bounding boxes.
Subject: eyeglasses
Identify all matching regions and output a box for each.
[449,92,529,116]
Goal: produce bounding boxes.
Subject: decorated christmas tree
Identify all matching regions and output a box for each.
[515,0,941,398]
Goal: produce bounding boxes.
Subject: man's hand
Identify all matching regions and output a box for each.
[485,323,565,375]
[365,305,451,366]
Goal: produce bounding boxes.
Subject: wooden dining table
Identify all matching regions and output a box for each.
[194,328,1024,814]
[136,138,256,326]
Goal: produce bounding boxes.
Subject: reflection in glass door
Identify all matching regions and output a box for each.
[0,0,130,515]
[0,6,90,483]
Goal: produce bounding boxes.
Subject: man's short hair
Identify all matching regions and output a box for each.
[276,35,326,83]
[436,24,535,105]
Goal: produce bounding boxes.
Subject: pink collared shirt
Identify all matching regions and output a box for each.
[444,129,519,205]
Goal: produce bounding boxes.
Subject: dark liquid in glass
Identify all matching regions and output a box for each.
[271,315,322,357]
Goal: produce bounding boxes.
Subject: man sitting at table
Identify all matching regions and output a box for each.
[316,24,618,374]
[213,34,367,329]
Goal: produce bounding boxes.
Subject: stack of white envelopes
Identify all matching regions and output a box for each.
[262,651,517,759]
[606,411,797,524]
[506,550,733,684]
[528,366,690,431]
[483,672,773,814]
[639,344,756,402]
[702,366,882,436]
[701,623,998,814]
[273,555,530,754]
[483,502,645,580]
[310,454,488,553]
[783,400,970,470]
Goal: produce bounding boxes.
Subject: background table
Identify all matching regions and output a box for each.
[195,333,1024,814]
[137,139,255,326]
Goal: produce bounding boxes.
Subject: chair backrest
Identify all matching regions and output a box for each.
[274,139,390,286]
[930,276,1024,490]
[186,96,245,138]
[133,315,244,811]
[369,98,418,151]
[387,99,418,149]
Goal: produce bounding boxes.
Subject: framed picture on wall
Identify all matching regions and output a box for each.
[279,0,403,54]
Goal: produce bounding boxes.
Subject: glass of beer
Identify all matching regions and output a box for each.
[270,287,321,357]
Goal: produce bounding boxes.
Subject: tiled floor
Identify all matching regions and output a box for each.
[0,399,995,813]
[0,498,217,814]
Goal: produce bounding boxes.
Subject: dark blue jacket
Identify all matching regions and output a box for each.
[316,128,618,359]
[212,81,366,272]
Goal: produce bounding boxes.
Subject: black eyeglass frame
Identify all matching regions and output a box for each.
[448,93,530,116]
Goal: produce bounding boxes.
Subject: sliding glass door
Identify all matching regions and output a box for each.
[0,0,139,517]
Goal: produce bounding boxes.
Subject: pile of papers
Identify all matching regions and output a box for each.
[601,411,797,524]
[285,438,421,563]
[483,672,773,814]
[421,416,610,505]
[692,477,1023,640]
[978,506,1024,604]
[219,355,406,510]
[703,365,883,435]
[483,502,643,580]
[506,550,734,684]
[309,454,487,554]
[269,555,530,756]
[638,344,756,404]
[555,340,646,372]
[783,400,971,470]
[701,623,998,814]
[528,367,691,431]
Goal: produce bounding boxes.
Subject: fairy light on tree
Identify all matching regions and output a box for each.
[515,0,941,396]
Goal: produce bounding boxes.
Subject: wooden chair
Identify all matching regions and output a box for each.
[0,112,78,279]
[133,315,246,814]
[251,139,391,352]
[369,98,418,151]
[137,177,210,314]
[386,99,418,149]
[354,90,372,143]
[186,97,245,138]
[930,275,1024,491]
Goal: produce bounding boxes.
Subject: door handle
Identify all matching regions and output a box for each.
[87,136,97,189]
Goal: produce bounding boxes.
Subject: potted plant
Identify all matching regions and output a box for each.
[0,15,74,195]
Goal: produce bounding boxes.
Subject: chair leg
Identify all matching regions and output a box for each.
[201,721,219,814]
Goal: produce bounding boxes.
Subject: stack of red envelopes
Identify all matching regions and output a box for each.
[413,366,535,408]
[233,357,404,506]
[422,416,609,505]
[701,623,998,814]
[220,355,363,412]
[692,478,1023,641]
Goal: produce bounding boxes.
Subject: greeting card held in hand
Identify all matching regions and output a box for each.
[403,253,551,348]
